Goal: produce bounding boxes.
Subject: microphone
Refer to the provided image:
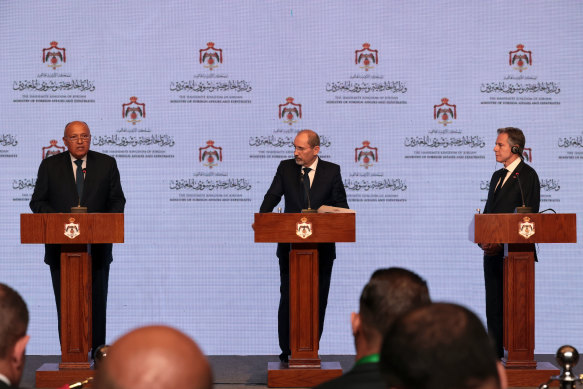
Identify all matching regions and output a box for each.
[71,166,88,213]
[514,172,532,213]
[300,170,317,213]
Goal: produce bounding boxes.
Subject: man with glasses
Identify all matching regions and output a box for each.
[30,121,126,357]
[260,129,349,363]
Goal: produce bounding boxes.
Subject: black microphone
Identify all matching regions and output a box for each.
[300,170,316,213]
[514,172,532,213]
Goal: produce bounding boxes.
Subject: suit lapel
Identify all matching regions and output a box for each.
[492,161,524,208]
[82,151,94,203]
[310,157,324,195]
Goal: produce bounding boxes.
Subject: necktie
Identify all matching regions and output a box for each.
[75,159,84,201]
[302,167,312,208]
[494,169,508,197]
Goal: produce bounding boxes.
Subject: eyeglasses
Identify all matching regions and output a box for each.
[66,134,91,142]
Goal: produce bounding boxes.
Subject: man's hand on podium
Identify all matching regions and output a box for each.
[481,243,503,256]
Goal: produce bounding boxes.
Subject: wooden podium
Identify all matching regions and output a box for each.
[254,213,355,388]
[471,213,576,387]
[21,213,124,388]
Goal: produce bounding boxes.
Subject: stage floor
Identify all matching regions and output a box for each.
[22,354,579,388]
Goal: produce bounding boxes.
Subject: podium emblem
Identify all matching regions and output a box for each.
[518,216,535,239]
[64,218,80,239]
[296,217,312,239]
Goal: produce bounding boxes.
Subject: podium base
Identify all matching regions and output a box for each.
[36,363,94,388]
[267,361,342,387]
[504,361,559,387]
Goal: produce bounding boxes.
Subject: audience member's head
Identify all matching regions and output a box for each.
[352,267,430,359]
[0,283,30,387]
[380,303,507,389]
[94,325,212,389]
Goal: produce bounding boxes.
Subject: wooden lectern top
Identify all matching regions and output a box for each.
[21,213,124,245]
[471,213,576,244]
[254,213,355,243]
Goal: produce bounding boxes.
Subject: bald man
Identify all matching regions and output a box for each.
[93,326,213,389]
[30,121,126,355]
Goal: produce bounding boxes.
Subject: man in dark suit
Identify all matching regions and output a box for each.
[480,127,540,358]
[315,268,430,389]
[0,284,30,389]
[30,121,126,355]
[259,129,348,363]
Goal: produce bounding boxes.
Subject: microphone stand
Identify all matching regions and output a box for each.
[300,171,317,213]
[514,172,532,213]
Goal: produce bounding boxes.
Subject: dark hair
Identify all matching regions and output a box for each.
[358,267,430,343]
[497,127,525,155]
[0,284,29,358]
[380,303,500,389]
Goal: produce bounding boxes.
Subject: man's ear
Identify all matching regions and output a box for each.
[350,312,361,336]
[313,145,320,155]
[12,335,29,365]
[496,361,508,389]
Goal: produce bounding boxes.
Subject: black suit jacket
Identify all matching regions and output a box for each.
[30,150,126,265]
[484,160,540,214]
[314,362,384,389]
[259,158,348,260]
[0,379,16,389]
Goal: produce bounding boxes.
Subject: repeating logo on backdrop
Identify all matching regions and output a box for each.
[122,97,146,125]
[199,140,222,168]
[509,44,532,72]
[434,98,457,126]
[43,41,66,70]
[355,141,378,169]
[522,147,532,162]
[199,42,223,70]
[355,43,378,71]
[279,97,302,126]
[42,140,65,159]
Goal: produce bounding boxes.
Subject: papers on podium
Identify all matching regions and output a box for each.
[317,205,355,214]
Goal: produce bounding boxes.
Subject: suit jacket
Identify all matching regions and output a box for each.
[484,160,540,214]
[30,150,126,265]
[259,158,348,260]
[0,379,16,389]
[314,362,384,389]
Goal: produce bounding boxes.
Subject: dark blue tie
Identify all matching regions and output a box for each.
[302,167,311,208]
[75,159,84,201]
[493,168,508,199]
